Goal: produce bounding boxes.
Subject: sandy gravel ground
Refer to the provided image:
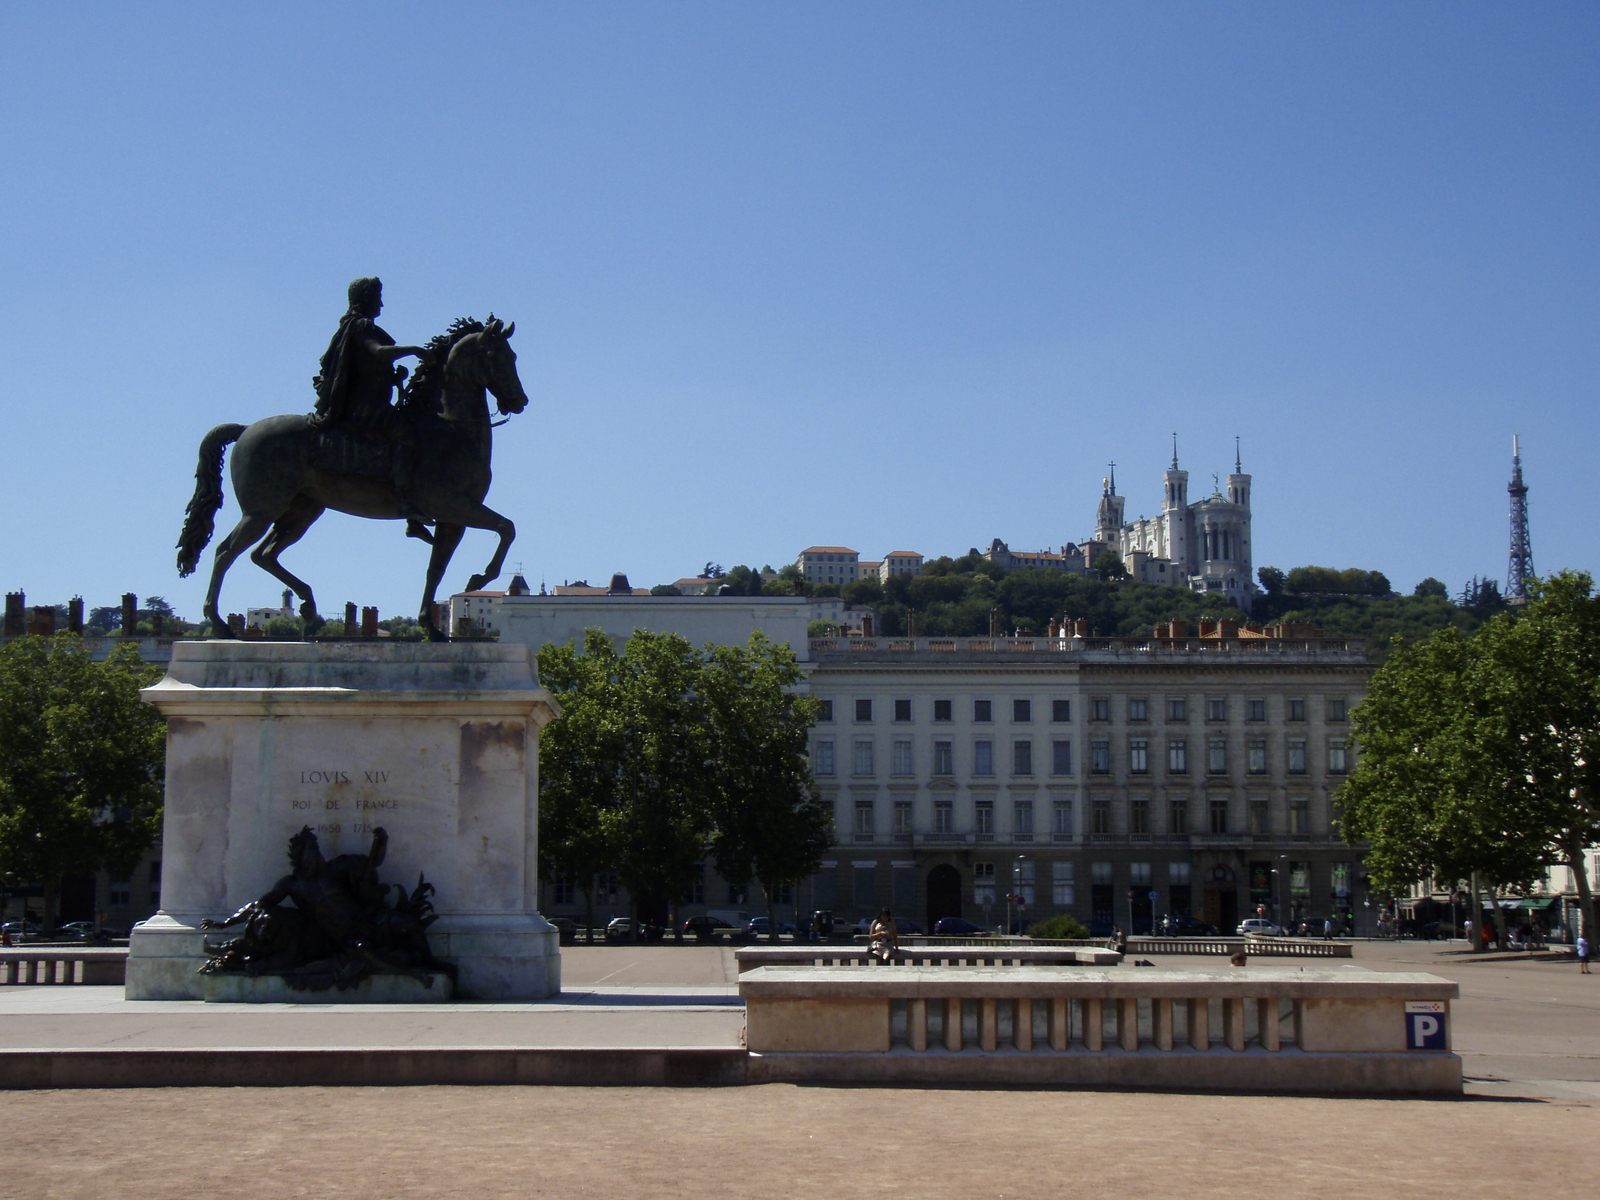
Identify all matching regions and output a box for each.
[0,1083,1591,1199]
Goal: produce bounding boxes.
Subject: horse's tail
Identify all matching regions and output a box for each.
[176,423,247,577]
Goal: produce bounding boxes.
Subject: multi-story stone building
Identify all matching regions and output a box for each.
[799,546,861,586]
[801,627,1369,934]
[880,552,924,582]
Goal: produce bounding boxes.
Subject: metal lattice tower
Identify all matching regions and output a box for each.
[1506,434,1534,604]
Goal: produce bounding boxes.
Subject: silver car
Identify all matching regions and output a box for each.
[1237,918,1284,937]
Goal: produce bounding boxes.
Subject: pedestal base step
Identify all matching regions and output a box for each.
[202,973,453,1004]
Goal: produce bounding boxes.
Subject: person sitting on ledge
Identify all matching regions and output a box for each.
[868,907,899,963]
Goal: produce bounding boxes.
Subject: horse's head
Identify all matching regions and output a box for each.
[453,317,528,417]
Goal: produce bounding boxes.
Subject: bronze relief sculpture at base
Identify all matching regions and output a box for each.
[199,825,456,993]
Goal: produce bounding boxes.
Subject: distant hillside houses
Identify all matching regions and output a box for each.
[798,547,923,586]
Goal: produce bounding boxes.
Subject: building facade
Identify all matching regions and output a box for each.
[801,632,1369,934]
[799,547,861,586]
[880,552,924,582]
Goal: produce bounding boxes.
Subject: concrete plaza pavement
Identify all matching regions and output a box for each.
[0,939,1595,1198]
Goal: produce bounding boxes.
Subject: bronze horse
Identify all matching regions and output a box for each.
[176,317,526,640]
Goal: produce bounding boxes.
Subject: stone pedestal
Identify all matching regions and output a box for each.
[127,640,561,1001]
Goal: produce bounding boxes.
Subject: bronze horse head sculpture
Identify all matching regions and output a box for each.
[176,316,527,640]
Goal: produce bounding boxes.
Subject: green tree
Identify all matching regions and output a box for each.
[650,584,682,597]
[537,630,715,938]
[1468,573,1600,945]
[1092,549,1127,580]
[1341,574,1600,948]
[1340,627,1544,948]
[722,565,762,596]
[537,630,629,941]
[263,615,302,639]
[841,577,883,607]
[1413,578,1448,599]
[1258,566,1286,597]
[0,636,165,930]
[700,634,830,941]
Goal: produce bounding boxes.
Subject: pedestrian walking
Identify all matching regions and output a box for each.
[1578,934,1591,974]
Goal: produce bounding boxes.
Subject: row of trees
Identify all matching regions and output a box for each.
[1258,565,1392,597]
[0,637,166,929]
[1340,572,1600,947]
[536,630,830,939]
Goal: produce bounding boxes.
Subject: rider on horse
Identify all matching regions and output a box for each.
[310,276,433,538]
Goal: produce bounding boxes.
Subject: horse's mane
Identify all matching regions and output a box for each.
[398,316,490,414]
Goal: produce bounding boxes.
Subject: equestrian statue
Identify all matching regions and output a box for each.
[175,276,527,640]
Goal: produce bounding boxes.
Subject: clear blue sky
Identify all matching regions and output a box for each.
[2,3,1595,622]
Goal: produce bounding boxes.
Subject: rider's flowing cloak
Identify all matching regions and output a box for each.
[311,312,397,431]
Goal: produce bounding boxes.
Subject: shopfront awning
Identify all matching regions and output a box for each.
[1497,898,1560,912]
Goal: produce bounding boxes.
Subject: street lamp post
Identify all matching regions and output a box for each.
[1275,854,1287,932]
[1012,856,1026,936]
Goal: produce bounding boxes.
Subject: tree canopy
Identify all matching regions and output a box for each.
[1340,572,1600,944]
[0,636,166,928]
[699,634,831,938]
[1278,565,1392,596]
[536,629,826,937]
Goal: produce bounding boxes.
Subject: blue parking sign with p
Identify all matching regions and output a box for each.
[1405,1001,1447,1049]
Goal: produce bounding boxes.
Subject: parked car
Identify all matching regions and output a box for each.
[0,921,41,942]
[547,916,579,943]
[891,919,922,936]
[933,917,983,936]
[603,916,634,942]
[744,917,796,938]
[682,914,737,941]
[1237,918,1284,937]
[1164,915,1218,937]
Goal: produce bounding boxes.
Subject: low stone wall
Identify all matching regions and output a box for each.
[736,947,1121,971]
[0,948,127,985]
[741,965,1460,1095]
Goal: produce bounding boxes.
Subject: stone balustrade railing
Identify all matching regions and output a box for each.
[741,965,1460,1093]
[808,636,1366,663]
[847,934,1353,957]
[0,948,127,985]
[736,946,1119,972]
[1239,936,1353,957]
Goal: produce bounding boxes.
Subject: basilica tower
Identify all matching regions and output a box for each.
[1095,465,1126,543]
[1161,436,1190,571]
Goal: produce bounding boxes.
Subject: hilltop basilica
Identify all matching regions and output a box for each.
[980,439,1257,609]
[1091,439,1256,606]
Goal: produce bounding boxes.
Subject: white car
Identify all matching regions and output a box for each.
[1237,918,1284,937]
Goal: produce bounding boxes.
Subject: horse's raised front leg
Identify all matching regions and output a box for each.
[419,522,465,642]
[250,497,327,633]
[446,502,515,595]
[203,512,275,636]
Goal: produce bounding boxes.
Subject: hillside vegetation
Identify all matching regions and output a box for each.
[815,555,1493,656]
